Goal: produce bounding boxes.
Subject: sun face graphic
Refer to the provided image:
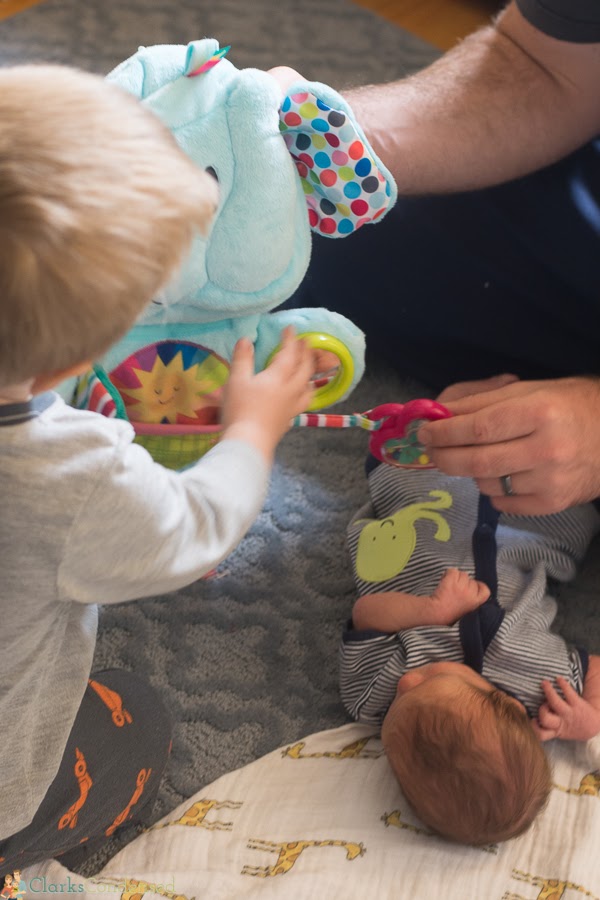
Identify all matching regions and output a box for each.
[110,342,229,425]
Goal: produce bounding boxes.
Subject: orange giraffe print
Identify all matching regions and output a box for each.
[152,798,243,832]
[241,838,365,877]
[507,868,600,900]
[58,748,92,830]
[554,771,600,797]
[383,809,498,854]
[282,736,383,760]
[382,809,433,837]
[89,680,133,727]
[105,768,152,836]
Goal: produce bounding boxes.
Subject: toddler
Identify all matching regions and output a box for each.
[0,64,313,872]
[340,454,600,844]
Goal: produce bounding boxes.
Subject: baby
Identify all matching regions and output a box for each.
[340,454,600,845]
[0,64,313,872]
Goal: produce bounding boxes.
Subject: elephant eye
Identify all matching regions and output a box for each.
[206,166,219,183]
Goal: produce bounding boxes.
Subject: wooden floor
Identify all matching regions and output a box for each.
[353,0,500,50]
[0,0,500,50]
[0,0,45,22]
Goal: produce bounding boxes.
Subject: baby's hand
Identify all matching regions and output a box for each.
[533,677,600,742]
[428,568,490,626]
[222,326,314,462]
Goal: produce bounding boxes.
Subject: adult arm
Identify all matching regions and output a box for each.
[352,567,489,631]
[343,1,600,193]
[271,11,600,514]
[362,0,600,515]
[534,654,600,741]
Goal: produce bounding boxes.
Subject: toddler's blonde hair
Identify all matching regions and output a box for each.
[0,64,218,388]
[383,684,552,845]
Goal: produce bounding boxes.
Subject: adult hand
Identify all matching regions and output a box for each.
[418,375,600,515]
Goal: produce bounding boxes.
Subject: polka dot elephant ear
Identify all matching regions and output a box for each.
[279,85,397,237]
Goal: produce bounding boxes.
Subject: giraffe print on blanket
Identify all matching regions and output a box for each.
[382,809,498,853]
[505,867,600,900]
[282,735,383,759]
[382,809,432,837]
[151,798,243,832]
[241,838,366,877]
[554,771,600,797]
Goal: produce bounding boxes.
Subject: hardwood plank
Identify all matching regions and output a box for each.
[0,0,46,21]
[353,0,500,50]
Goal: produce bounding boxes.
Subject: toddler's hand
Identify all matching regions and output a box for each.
[429,568,490,626]
[267,65,305,95]
[222,326,314,462]
[533,677,600,742]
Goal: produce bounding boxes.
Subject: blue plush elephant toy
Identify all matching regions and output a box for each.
[72,39,397,469]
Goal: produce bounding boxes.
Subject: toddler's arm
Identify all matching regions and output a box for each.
[352,567,490,632]
[535,655,600,742]
[60,328,313,604]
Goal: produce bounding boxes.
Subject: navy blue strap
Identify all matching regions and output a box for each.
[459,494,505,673]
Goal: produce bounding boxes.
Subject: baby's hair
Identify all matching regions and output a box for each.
[0,64,218,388]
[383,684,551,845]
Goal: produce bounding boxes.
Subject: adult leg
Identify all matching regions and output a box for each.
[287,140,600,391]
[0,669,172,876]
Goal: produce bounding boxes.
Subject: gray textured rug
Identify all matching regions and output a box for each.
[3,0,599,875]
[0,0,438,86]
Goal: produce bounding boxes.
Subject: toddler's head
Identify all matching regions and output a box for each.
[382,662,551,845]
[0,64,218,391]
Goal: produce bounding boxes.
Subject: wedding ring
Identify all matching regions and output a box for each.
[500,474,514,497]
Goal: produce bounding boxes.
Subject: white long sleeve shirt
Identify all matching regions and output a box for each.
[0,393,269,839]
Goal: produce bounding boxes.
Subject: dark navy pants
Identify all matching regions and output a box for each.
[0,670,172,876]
[286,139,600,390]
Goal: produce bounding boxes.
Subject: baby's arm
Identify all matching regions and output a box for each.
[352,567,490,632]
[535,655,600,742]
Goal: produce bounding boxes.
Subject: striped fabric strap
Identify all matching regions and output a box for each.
[292,412,382,431]
[73,369,118,418]
[72,365,128,420]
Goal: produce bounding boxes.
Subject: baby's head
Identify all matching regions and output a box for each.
[382,662,551,845]
[0,64,218,392]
